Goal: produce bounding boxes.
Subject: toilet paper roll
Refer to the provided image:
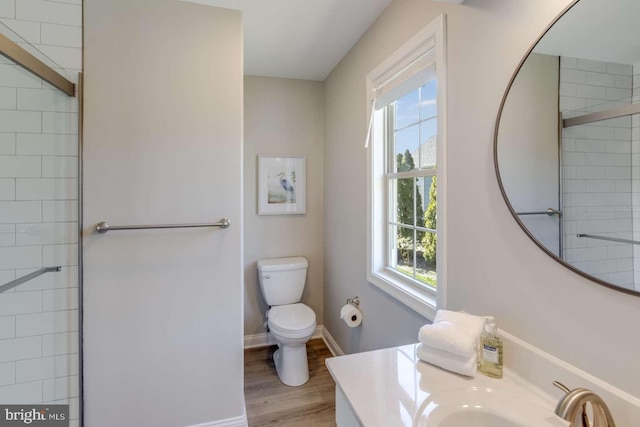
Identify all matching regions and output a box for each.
[340,304,362,328]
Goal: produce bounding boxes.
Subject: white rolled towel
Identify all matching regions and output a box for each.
[416,343,477,377]
[418,321,477,357]
[434,309,486,338]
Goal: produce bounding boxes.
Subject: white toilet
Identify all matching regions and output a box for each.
[258,257,316,386]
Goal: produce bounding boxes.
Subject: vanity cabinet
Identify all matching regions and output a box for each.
[335,386,362,427]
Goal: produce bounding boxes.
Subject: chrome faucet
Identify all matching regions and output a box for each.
[553,381,616,427]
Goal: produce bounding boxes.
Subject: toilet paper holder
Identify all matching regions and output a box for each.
[346,296,360,307]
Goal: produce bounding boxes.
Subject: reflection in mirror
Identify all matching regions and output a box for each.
[496,0,640,294]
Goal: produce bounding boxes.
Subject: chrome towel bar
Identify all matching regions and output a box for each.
[0,266,61,294]
[95,218,231,234]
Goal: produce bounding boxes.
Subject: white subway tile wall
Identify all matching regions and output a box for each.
[0,361,14,385]
[0,19,40,44]
[560,57,635,289]
[0,223,15,246]
[0,0,80,419]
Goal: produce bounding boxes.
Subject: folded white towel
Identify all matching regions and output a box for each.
[417,343,477,377]
[418,321,477,357]
[434,309,486,338]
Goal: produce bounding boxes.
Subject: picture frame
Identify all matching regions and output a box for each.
[258,155,306,215]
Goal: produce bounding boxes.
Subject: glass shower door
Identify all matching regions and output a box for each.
[0,23,81,427]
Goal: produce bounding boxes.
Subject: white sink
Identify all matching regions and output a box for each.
[327,344,571,427]
[434,411,526,427]
[416,388,569,427]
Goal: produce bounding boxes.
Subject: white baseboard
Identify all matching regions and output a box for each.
[321,326,344,356]
[243,325,346,358]
[244,325,324,349]
[186,413,247,427]
[243,331,276,349]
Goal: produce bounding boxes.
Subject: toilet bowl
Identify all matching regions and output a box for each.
[258,257,316,386]
[268,303,316,386]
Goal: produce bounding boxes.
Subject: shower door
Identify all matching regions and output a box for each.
[0,24,81,427]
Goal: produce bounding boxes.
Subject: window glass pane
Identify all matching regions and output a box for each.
[417,231,437,288]
[383,80,438,291]
[395,89,419,129]
[416,176,438,286]
[395,126,419,171]
[393,178,415,227]
[389,177,397,222]
[417,176,437,288]
[419,118,437,169]
[420,80,437,119]
[415,177,427,229]
[390,225,415,279]
[423,176,437,231]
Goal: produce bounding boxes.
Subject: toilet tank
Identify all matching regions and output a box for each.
[257,257,308,306]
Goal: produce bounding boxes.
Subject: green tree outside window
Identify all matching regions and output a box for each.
[422,176,437,267]
[396,150,424,264]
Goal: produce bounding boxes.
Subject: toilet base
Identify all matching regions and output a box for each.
[273,344,309,387]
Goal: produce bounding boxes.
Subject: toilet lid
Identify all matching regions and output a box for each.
[269,303,316,332]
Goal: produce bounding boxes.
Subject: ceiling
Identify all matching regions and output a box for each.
[182,0,393,81]
[534,0,640,66]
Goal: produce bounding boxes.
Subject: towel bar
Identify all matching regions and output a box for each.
[95,218,231,233]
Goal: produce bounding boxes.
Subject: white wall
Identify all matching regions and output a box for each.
[0,1,81,424]
[83,1,244,426]
[243,76,324,337]
[323,0,640,398]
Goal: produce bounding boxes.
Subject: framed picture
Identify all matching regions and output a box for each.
[258,155,306,215]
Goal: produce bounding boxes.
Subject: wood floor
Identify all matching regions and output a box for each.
[244,339,337,426]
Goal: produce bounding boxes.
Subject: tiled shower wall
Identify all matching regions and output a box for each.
[560,57,635,289]
[0,0,81,424]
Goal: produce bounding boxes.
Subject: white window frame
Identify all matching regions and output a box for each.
[366,14,447,321]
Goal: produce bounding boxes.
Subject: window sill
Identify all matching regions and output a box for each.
[367,270,436,321]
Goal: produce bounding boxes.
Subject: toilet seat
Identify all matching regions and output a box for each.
[268,303,316,337]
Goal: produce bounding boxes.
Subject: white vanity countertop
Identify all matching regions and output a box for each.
[325,343,567,427]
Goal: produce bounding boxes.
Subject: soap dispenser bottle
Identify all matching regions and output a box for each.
[479,317,503,379]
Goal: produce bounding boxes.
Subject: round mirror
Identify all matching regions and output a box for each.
[495,0,640,296]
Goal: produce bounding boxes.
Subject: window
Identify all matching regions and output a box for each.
[366,15,446,320]
[388,82,437,287]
